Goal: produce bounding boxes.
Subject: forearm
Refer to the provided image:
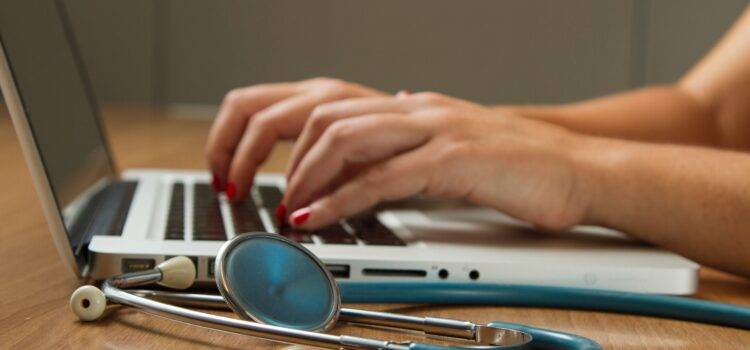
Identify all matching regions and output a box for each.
[500,85,718,146]
[576,137,750,276]
[505,6,750,150]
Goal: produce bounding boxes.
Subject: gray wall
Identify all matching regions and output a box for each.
[63,0,747,107]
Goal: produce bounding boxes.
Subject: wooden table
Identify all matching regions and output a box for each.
[1,105,749,349]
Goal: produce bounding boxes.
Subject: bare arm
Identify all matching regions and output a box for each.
[206,6,750,277]
[504,6,750,150]
[517,6,750,276]
[578,137,750,276]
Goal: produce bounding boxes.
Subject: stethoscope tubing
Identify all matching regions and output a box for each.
[126,280,750,348]
[339,282,750,330]
[130,288,601,350]
[103,282,354,349]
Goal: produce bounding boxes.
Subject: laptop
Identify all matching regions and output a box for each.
[0,0,698,294]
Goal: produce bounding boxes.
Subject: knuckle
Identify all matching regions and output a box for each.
[308,76,338,85]
[324,121,358,146]
[436,141,473,163]
[308,109,335,132]
[222,88,246,107]
[418,108,457,127]
[413,91,446,105]
[309,103,337,121]
[248,112,275,130]
[317,79,351,97]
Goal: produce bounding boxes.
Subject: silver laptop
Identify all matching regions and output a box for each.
[0,0,698,294]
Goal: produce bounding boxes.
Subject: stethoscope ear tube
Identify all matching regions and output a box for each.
[339,282,750,330]
[486,322,601,350]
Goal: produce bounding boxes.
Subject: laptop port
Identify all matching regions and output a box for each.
[121,258,155,273]
[208,258,216,278]
[362,268,427,278]
[326,264,350,279]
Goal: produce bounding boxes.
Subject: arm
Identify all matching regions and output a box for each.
[504,6,750,150]
[579,137,750,276]
[275,91,750,277]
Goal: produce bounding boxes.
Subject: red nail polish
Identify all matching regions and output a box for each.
[226,182,236,200]
[211,174,221,192]
[290,207,311,226]
[275,204,287,224]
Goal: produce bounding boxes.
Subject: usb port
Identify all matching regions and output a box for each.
[121,258,155,273]
[326,264,350,279]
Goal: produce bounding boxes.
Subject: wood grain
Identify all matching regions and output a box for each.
[1,106,749,349]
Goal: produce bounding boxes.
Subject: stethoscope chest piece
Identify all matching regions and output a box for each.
[212,233,533,348]
[214,232,340,331]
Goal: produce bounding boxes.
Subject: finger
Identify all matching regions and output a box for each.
[284,113,434,212]
[289,146,435,229]
[205,83,300,187]
[227,90,362,201]
[286,96,425,179]
[395,89,412,98]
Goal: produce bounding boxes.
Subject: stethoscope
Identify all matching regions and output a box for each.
[70,232,750,349]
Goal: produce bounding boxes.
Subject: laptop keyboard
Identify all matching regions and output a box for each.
[165,182,405,246]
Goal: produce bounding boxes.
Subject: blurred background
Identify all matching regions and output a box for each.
[15,0,750,110]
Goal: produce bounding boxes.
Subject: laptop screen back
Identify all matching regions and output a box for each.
[0,1,115,243]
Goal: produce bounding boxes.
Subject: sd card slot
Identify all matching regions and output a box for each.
[362,268,427,277]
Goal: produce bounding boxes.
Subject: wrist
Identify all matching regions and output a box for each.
[498,104,571,125]
[566,134,634,227]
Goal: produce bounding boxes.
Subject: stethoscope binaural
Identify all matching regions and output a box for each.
[70,232,750,350]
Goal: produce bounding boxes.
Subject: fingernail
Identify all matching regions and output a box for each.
[211,173,221,192]
[290,207,311,226]
[275,204,287,224]
[226,182,236,200]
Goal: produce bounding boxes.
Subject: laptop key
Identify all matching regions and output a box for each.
[164,182,184,240]
[278,226,314,244]
[193,184,227,241]
[257,185,283,211]
[346,213,406,246]
[315,223,357,245]
[231,197,265,234]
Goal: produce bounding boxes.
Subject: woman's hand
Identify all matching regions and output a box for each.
[283,92,596,231]
[205,77,386,201]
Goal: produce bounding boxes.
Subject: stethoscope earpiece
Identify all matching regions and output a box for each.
[70,285,106,321]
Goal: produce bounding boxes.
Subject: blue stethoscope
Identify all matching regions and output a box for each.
[70,233,750,349]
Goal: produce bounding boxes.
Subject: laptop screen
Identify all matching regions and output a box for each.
[0,2,115,240]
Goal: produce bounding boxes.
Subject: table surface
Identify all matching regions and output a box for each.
[1,105,749,349]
